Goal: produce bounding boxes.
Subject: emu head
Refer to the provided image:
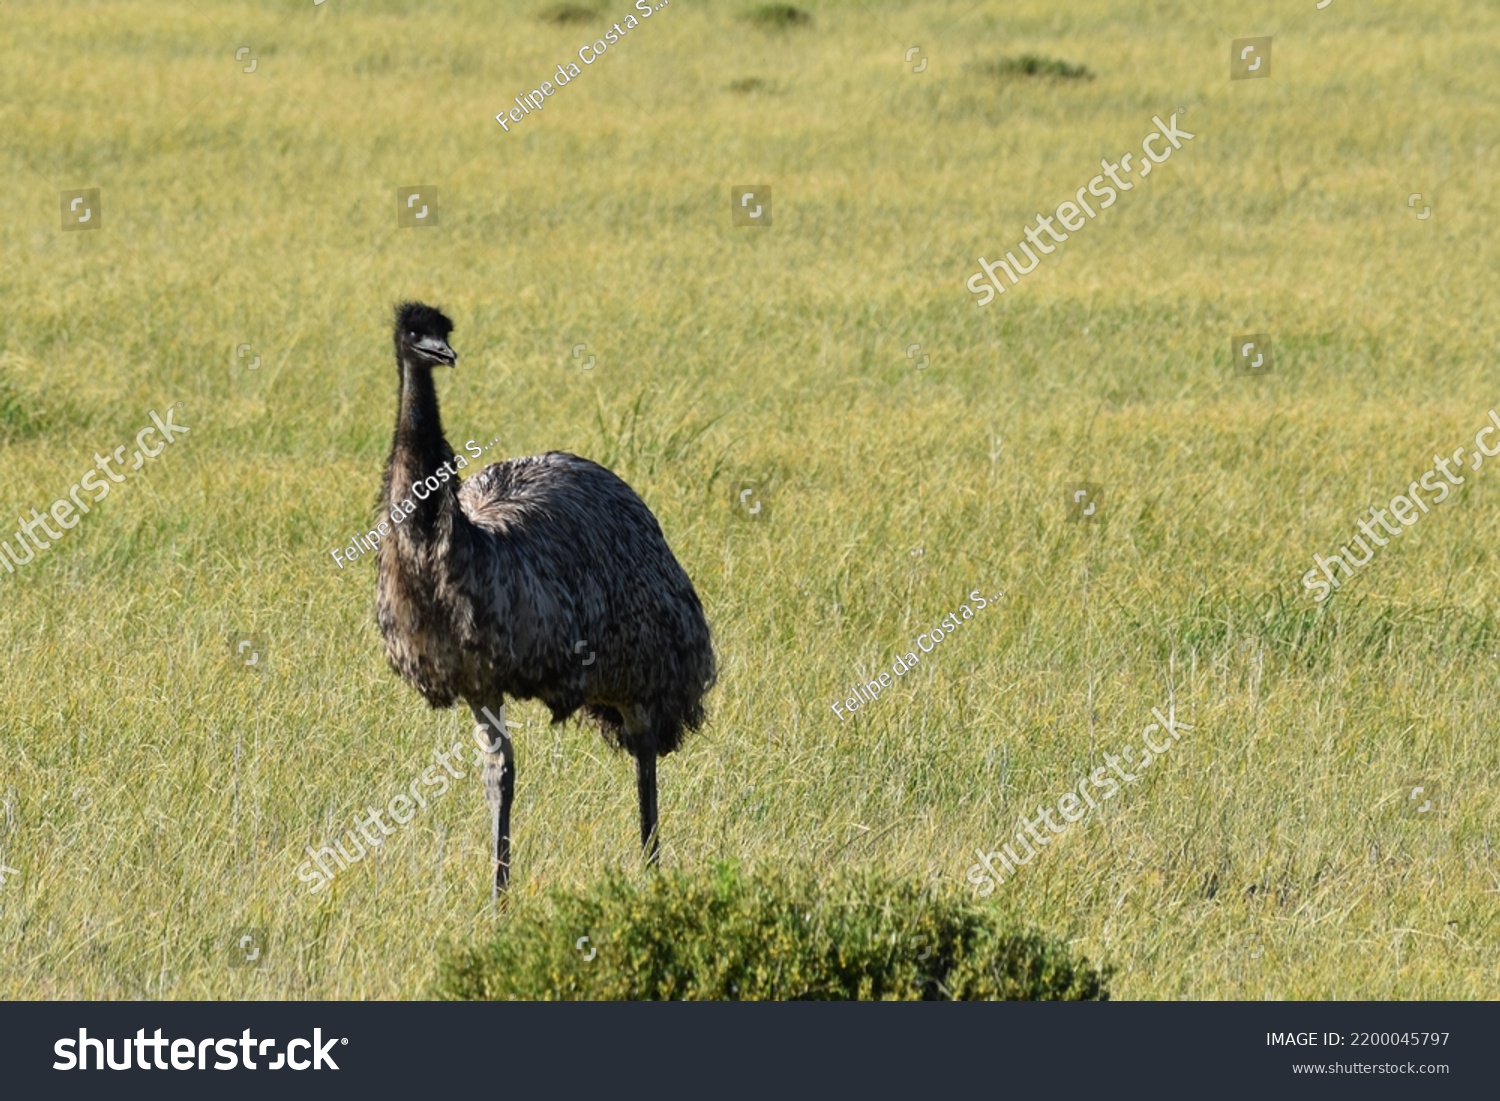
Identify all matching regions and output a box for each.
[394,301,458,369]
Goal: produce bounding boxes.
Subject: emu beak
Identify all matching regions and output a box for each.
[417,335,458,366]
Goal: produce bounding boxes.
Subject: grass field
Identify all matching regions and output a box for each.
[1,0,1497,999]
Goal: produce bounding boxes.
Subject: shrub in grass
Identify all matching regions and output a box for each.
[538,3,598,25]
[728,77,776,94]
[746,4,813,29]
[434,865,1110,1000]
[981,55,1094,81]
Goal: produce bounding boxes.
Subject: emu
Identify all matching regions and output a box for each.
[375,302,715,895]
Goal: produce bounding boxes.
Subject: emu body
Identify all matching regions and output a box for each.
[376,302,715,894]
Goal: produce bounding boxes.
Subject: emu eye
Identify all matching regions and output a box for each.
[407,330,418,339]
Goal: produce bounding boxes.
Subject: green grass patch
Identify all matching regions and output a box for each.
[435,865,1110,1000]
[0,370,47,444]
[979,55,1095,80]
[745,4,813,30]
[538,3,599,25]
[728,76,776,94]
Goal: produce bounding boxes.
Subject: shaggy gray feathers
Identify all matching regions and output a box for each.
[378,449,715,756]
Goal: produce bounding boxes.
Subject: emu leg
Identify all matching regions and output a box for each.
[636,749,659,867]
[472,702,514,898]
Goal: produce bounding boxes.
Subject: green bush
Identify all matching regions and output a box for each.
[434,865,1110,1000]
[537,3,598,25]
[981,55,1095,81]
[746,4,813,30]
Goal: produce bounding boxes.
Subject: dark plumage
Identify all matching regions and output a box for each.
[376,302,715,896]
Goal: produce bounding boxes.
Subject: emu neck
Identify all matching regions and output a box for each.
[396,361,447,449]
[386,360,458,534]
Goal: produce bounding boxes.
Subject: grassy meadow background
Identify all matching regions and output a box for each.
[1,0,1497,998]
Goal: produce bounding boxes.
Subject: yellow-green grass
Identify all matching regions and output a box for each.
[0,0,1496,999]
